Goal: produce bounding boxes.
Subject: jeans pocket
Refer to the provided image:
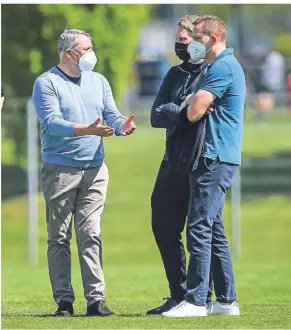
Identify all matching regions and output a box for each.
[203,157,220,172]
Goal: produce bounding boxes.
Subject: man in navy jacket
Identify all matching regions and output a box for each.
[147,15,213,315]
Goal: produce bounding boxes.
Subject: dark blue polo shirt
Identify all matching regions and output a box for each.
[199,48,246,165]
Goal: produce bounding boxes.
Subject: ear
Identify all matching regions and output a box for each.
[211,34,219,44]
[64,49,72,60]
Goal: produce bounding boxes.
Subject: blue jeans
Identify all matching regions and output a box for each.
[185,157,238,306]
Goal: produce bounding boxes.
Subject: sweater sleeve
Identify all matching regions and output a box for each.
[32,76,76,137]
[101,76,127,136]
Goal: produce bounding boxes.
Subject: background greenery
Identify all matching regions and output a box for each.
[1,4,152,161]
[2,4,291,163]
[1,4,152,99]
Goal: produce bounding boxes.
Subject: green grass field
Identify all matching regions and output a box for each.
[2,117,291,329]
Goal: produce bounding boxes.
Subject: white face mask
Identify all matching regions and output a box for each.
[188,37,212,61]
[69,49,97,72]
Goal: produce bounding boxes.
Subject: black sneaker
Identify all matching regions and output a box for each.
[86,300,115,317]
[146,298,181,315]
[55,301,74,317]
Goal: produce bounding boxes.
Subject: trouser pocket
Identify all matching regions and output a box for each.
[203,157,220,172]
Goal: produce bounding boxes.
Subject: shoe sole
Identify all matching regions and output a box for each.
[208,312,240,316]
[208,308,240,316]
[162,312,207,317]
[163,314,207,317]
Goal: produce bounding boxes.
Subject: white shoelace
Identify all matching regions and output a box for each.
[169,300,188,311]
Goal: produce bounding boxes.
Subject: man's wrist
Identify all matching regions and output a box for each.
[74,124,93,136]
[116,120,126,136]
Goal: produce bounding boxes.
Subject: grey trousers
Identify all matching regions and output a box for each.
[41,162,109,307]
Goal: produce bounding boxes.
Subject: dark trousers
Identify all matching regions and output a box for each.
[185,157,238,306]
[151,160,213,303]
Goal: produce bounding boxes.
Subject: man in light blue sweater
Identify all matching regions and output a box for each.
[33,29,136,317]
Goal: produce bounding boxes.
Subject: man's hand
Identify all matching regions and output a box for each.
[74,118,115,137]
[121,114,136,136]
[88,118,115,137]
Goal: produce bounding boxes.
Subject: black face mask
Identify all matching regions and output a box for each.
[175,42,191,62]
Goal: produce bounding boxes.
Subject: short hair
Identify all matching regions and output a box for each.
[58,29,92,56]
[177,15,199,37]
[193,15,227,42]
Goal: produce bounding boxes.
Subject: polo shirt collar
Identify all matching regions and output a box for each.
[213,48,234,62]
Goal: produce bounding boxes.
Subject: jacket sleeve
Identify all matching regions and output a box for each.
[150,68,180,129]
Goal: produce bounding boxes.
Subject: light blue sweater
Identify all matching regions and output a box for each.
[33,67,127,168]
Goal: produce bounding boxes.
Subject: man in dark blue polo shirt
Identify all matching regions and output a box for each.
[163,15,246,318]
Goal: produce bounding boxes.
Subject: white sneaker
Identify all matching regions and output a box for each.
[207,301,240,315]
[162,300,207,317]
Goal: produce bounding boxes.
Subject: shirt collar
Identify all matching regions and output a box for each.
[213,48,234,63]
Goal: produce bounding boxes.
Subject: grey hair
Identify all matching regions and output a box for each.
[58,29,92,56]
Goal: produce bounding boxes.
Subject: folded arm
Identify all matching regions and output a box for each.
[187,60,233,123]
[187,90,216,123]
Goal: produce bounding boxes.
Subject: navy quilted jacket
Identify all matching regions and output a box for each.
[150,61,208,173]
